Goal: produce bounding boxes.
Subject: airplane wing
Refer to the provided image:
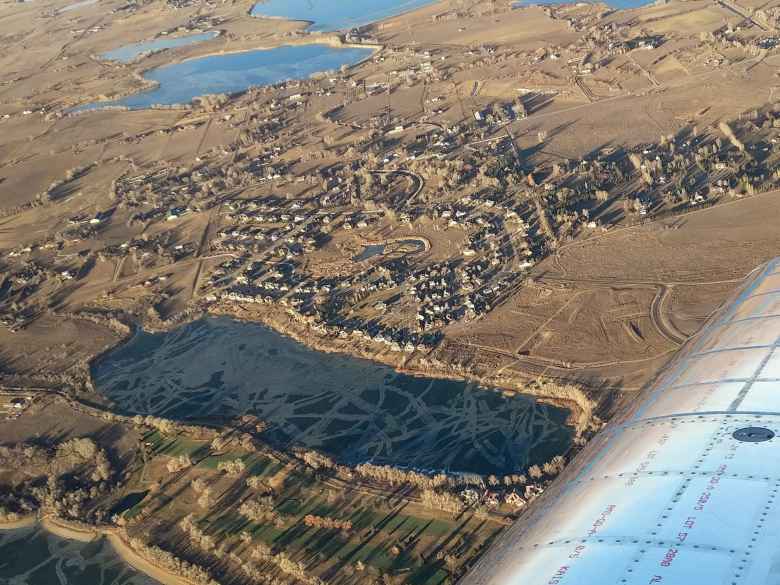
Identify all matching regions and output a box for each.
[465,258,780,585]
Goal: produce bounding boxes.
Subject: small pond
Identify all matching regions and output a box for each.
[353,239,427,262]
[353,244,386,262]
[59,0,98,12]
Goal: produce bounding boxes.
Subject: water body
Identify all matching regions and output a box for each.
[605,0,653,9]
[92,317,572,476]
[0,527,157,585]
[101,32,219,64]
[59,0,98,12]
[353,244,386,261]
[353,239,427,262]
[75,44,373,111]
[251,0,435,32]
[251,0,649,31]
[513,0,651,8]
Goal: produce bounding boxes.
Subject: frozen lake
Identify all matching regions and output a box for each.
[92,317,572,476]
[251,0,436,31]
[252,0,652,32]
[0,526,157,585]
[75,43,373,111]
[101,31,219,64]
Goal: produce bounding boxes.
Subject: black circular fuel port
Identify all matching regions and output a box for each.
[733,427,775,443]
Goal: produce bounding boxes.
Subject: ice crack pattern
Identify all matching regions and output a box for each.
[0,527,156,585]
[92,317,571,475]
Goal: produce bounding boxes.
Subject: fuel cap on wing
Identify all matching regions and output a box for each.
[733,427,775,442]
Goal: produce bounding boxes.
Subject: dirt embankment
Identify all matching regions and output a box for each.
[105,533,200,585]
[40,516,100,542]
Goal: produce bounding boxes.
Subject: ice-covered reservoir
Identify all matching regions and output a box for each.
[74,43,373,111]
[251,0,435,32]
[100,31,220,64]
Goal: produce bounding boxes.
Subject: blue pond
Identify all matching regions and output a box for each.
[76,43,373,111]
[513,0,651,7]
[101,31,219,64]
[606,0,653,8]
[251,0,436,32]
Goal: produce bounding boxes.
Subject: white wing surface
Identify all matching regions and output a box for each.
[465,258,780,585]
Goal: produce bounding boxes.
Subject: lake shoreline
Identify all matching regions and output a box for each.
[0,514,37,530]
[105,533,198,585]
[40,516,100,542]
